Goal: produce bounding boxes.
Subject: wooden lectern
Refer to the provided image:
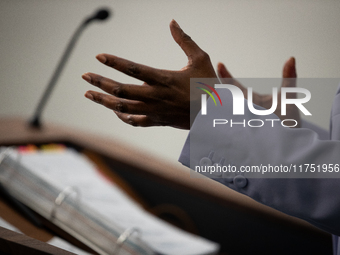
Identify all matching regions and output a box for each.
[0,117,332,254]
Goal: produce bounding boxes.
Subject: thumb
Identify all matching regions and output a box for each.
[281,57,297,99]
[282,57,297,85]
[217,62,247,96]
[217,62,233,78]
[283,57,297,78]
[169,20,203,62]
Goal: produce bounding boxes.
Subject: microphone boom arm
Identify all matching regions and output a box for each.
[29,9,110,129]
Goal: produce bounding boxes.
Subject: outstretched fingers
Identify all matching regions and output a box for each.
[82,20,216,129]
[95,54,172,86]
[82,72,151,101]
[84,91,150,115]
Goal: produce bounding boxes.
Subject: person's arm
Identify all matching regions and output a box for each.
[81,19,340,236]
[300,119,329,140]
[179,87,340,236]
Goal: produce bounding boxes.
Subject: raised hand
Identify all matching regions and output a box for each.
[82,20,217,130]
[217,57,301,127]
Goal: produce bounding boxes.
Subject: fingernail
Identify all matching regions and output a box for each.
[287,56,295,65]
[96,54,107,64]
[172,19,180,29]
[85,92,94,101]
[82,73,91,83]
[218,62,225,70]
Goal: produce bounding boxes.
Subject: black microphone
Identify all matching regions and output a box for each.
[84,9,110,24]
[29,8,111,129]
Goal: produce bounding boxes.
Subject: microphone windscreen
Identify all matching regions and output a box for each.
[84,8,111,24]
[94,9,110,21]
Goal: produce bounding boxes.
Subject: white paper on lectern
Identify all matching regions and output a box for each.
[19,148,219,255]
